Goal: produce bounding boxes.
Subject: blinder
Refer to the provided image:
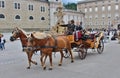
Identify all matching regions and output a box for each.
[10,29,20,41]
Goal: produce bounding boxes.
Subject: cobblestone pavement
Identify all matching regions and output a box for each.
[0,33,120,78]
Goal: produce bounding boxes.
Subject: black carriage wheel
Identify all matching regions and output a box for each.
[63,49,70,58]
[97,39,104,54]
[78,48,87,60]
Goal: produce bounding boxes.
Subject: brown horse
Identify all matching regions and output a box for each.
[10,27,37,69]
[26,32,74,70]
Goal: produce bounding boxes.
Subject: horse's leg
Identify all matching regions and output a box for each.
[58,50,63,66]
[68,49,74,63]
[29,51,37,65]
[43,54,47,64]
[48,52,53,70]
[26,52,31,69]
[26,51,37,69]
[40,53,46,70]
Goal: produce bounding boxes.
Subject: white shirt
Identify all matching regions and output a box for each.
[1,37,5,43]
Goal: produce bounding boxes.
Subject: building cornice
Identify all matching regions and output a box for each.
[25,0,49,3]
[64,9,85,15]
[77,0,104,4]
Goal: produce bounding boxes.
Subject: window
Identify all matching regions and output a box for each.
[108,14,111,18]
[15,15,20,19]
[90,22,92,25]
[115,5,119,10]
[96,22,98,25]
[102,14,105,19]
[108,21,111,25]
[102,22,104,25]
[108,5,111,11]
[95,2,97,4]
[28,4,33,11]
[41,6,45,12]
[41,17,45,20]
[85,8,87,13]
[89,7,92,12]
[115,13,119,19]
[89,15,92,19]
[0,1,5,8]
[95,15,98,19]
[102,6,105,11]
[14,3,20,9]
[0,14,5,18]
[29,16,33,20]
[95,7,98,12]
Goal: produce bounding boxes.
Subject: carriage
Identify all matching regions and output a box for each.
[10,27,104,70]
[63,30,104,59]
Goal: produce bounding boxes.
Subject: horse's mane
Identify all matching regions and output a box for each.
[17,27,28,37]
[31,32,51,39]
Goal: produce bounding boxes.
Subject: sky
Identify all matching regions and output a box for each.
[62,0,84,3]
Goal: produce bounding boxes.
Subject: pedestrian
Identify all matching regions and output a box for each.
[103,29,108,43]
[0,34,6,50]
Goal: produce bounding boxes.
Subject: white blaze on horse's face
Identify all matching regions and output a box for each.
[12,28,20,38]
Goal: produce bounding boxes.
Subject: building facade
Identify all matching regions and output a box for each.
[77,0,120,30]
[0,0,49,31]
[0,0,84,32]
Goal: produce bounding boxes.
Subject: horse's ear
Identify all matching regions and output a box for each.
[31,33,34,38]
[15,27,18,29]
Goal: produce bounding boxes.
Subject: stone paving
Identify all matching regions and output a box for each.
[0,33,120,78]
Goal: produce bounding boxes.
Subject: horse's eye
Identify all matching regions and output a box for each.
[12,31,14,34]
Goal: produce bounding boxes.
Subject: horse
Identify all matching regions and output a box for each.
[10,27,37,69]
[26,32,74,70]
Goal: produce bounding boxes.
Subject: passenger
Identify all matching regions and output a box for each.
[74,21,83,41]
[77,21,83,31]
[66,20,75,35]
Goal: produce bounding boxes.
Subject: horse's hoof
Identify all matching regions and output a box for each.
[49,68,53,70]
[43,67,46,70]
[27,67,30,69]
[35,62,37,65]
[58,64,62,66]
[71,60,74,63]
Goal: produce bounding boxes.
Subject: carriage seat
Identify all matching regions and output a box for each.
[82,32,99,41]
[74,31,82,41]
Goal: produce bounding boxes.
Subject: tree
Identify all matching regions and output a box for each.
[63,3,77,10]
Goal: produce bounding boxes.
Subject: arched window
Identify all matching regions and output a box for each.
[29,16,34,20]
[15,15,20,19]
[41,17,45,20]
[0,14,5,18]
